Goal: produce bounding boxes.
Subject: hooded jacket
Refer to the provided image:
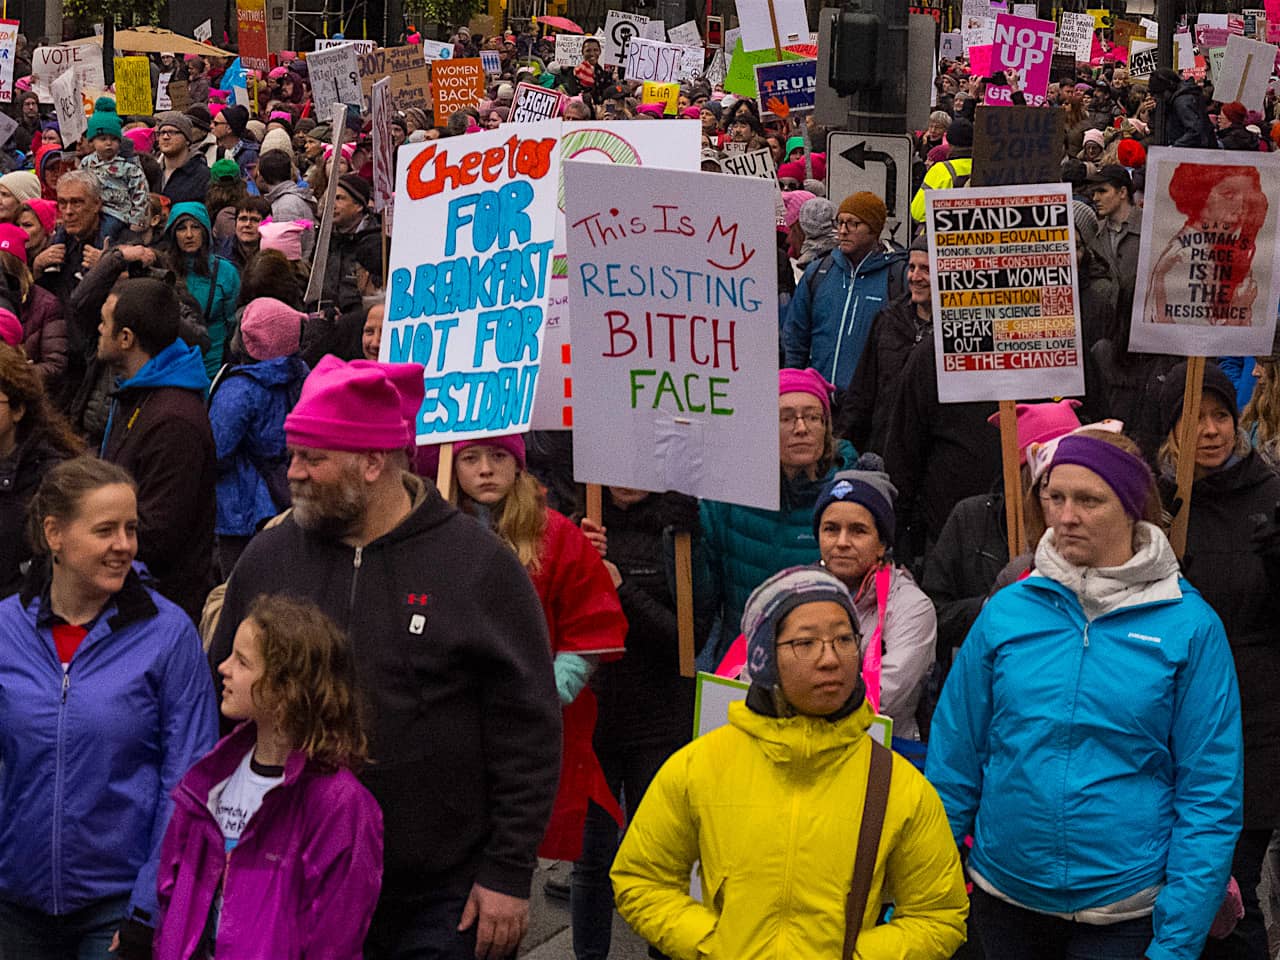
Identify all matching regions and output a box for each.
[611,698,968,960]
[209,355,309,537]
[101,340,215,621]
[154,721,383,960]
[206,474,561,901]
[926,525,1242,960]
[0,568,216,925]
[20,284,69,390]
[166,202,242,378]
[783,246,906,388]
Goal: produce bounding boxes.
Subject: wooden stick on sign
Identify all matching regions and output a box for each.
[674,531,696,678]
[585,483,603,526]
[1169,356,1206,559]
[998,399,1026,559]
[435,442,454,500]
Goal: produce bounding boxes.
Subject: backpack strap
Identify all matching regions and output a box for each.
[203,257,222,322]
[806,251,837,299]
[844,741,893,958]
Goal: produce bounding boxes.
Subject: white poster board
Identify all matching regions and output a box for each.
[195,19,212,41]
[721,147,776,178]
[555,34,586,66]
[1128,147,1280,356]
[371,77,394,213]
[1174,31,1196,70]
[307,42,362,116]
[31,44,104,103]
[381,120,562,443]
[1214,35,1279,110]
[0,21,17,103]
[565,162,780,510]
[51,68,85,147]
[624,37,684,83]
[603,11,649,67]
[1058,11,1096,60]
[669,20,702,46]
[926,184,1084,403]
[420,39,454,62]
[940,31,964,59]
[736,0,809,51]
[314,38,376,53]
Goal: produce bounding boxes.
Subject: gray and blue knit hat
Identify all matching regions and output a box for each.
[812,461,898,545]
[741,566,859,688]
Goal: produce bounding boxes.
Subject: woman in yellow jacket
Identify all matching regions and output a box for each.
[611,566,968,960]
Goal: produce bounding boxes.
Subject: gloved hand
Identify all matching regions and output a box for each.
[114,917,154,960]
[553,652,592,705]
[1250,507,1280,562]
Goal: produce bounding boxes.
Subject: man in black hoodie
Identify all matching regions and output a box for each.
[155,111,209,206]
[207,356,561,960]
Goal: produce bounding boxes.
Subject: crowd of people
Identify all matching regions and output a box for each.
[0,13,1274,960]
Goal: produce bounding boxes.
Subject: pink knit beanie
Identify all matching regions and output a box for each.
[454,434,527,469]
[240,297,304,361]
[779,367,836,417]
[986,398,1082,464]
[285,355,424,451]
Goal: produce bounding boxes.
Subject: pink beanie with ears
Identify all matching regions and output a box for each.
[0,308,21,346]
[454,434,527,469]
[779,368,836,417]
[285,355,424,452]
[258,218,312,261]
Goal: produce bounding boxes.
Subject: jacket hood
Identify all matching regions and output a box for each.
[1031,520,1182,619]
[831,245,900,278]
[728,697,876,766]
[165,200,212,236]
[176,720,310,806]
[235,354,309,388]
[117,339,211,394]
[266,179,316,203]
[782,438,856,510]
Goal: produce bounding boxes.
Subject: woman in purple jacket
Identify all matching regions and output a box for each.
[154,594,383,959]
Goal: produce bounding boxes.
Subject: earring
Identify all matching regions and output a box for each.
[51,553,60,565]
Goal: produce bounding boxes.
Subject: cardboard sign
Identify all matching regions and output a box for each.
[510,82,566,122]
[1058,11,1096,61]
[371,77,394,214]
[308,42,362,117]
[113,56,153,116]
[236,0,270,72]
[1111,19,1145,50]
[359,46,432,112]
[641,80,680,115]
[926,184,1084,403]
[721,147,776,179]
[564,162,780,510]
[603,11,649,67]
[755,59,817,115]
[480,49,501,75]
[420,39,454,62]
[625,37,683,82]
[1215,35,1279,110]
[31,45,103,104]
[0,20,16,103]
[984,14,1055,106]
[554,34,585,66]
[1129,148,1280,357]
[1129,41,1158,78]
[431,57,485,124]
[669,20,702,46]
[382,120,562,442]
[166,78,191,112]
[736,0,809,52]
[971,105,1064,186]
[940,31,963,59]
[314,38,376,53]
[51,68,85,147]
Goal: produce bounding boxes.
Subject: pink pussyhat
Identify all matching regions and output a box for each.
[285,355,424,452]
[986,399,1082,465]
[779,368,835,417]
[454,434,527,469]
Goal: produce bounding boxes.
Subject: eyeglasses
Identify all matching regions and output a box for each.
[836,217,866,232]
[236,214,263,224]
[156,128,185,138]
[777,635,860,661]
[779,412,826,429]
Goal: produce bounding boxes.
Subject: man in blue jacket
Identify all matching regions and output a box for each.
[782,191,906,391]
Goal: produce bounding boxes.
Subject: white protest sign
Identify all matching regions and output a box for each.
[1197,12,1229,29]
[669,20,702,45]
[555,34,586,66]
[564,162,780,509]
[963,16,996,52]
[307,42,362,117]
[31,45,104,103]
[421,39,454,62]
[603,11,649,67]
[705,49,727,86]
[1012,3,1036,16]
[0,113,17,148]
[194,19,212,41]
[940,31,964,59]
[1208,46,1229,83]
[926,184,1084,403]
[156,72,173,110]
[1129,39,1158,78]
[1058,11,1096,60]
[0,20,18,103]
[314,38,376,53]
[677,45,706,80]
[481,49,501,75]
[641,20,668,41]
[1174,31,1195,70]
[721,147,775,178]
[625,37,683,83]
[1215,35,1278,110]
[1140,16,1160,39]
[1128,148,1280,356]
[51,68,85,148]
[509,82,567,122]
[736,0,809,51]
[382,120,562,443]
[371,77,394,213]
[532,120,702,431]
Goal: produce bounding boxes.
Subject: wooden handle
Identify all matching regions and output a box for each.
[998,399,1026,559]
[435,442,453,500]
[675,531,695,679]
[585,483,603,527]
[1170,356,1205,560]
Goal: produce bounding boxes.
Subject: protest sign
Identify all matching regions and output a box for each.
[0,20,16,103]
[194,19,212,42]
[1128,148,1280,357]
[723,39,801,96]
[51,69,85,148]
[564,162,780,510]
[721,147,776,179]
[0,114,17,149]
[1208,46,1229,83]
[1174,31,1196,70]
[967,44,994,76]
[420,40,454,62]
[1058,11,1095,60]
[1087,8,1112,28]
[357,46,431,112]
[1215,35,1278,110]
[971,105,1064,186]
[510,82,567,122]
[383,121,561,443]
[963,16,996,51]
[32,45,104,103]
[755,59,817,115]
[603,11,649,67]
[736,0,809,51]
[1244,9,1264,36]
[641,80,680,115]
[625,37,683,82]
[705,49,727,86]
[676,45,706,80]
[1129,41,1158,77]
[315,38,375,53]
[432,58,485,125]
[641,20,668,41]
[925,184,1083,403]
[308,42,361,117]
[554,34,585,66]
[480,49,501,75]
[1111,19,1144,49]
[113,57,153,115]
[236,0,270,72]
[1196,25,1231,48]
[940,32,963,59]
[1012,3,1035,16]
[983,14,1055,105]
[371,77,394,214]
[1141,16,1160,38]
[669,20,701,45]
[304,105,348,306]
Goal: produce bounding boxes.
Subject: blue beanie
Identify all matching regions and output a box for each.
[812,456,898,545]
[741,566,859,689]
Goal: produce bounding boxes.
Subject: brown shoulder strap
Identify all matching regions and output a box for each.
[844,741,893,959]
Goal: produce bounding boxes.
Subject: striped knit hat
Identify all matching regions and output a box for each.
[742,566,858,689]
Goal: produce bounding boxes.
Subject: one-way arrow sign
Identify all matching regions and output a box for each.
[840,141,899,218]
[826,132,914,245]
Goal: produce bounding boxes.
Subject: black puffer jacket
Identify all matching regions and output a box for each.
[0,436,70,598]
[1091,340,1181,464]
[836,295,930,454]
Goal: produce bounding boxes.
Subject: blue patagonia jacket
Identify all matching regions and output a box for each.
[165,201,241,379]
[209,356,309,536]
[926,527,1243,960]
[0,569,217,925]
[782,246,905,389]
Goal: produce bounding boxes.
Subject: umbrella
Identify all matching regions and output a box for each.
[536,15,583,34]
[69,27,234,58]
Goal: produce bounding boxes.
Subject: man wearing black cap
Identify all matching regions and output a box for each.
[1087,163,1142,315]
[321,174,379,311]
[209,104,260,180]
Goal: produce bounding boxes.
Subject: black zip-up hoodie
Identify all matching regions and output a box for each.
[207,473,561,900]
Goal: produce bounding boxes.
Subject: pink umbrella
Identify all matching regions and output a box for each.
[538,15,584,33]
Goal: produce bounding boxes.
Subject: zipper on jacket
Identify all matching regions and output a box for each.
[830,281,857,384]
[348,546,363,621]
[1082,623,1090,648]
[52,670,70,914]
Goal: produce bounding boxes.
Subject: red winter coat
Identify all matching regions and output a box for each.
[21,284,68,389]
[531,509,628,861]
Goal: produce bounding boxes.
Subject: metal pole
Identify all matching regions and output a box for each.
[1157,0,1173,69]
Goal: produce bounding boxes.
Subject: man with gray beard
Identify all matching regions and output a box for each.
[207,355,561,960]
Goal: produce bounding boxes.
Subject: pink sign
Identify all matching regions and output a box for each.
[968,43,994,76]
[1266,0,1280,26]
[982,13,1056,106]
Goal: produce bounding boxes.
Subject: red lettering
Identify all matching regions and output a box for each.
[405,137,559,200]
[604,310,637,357]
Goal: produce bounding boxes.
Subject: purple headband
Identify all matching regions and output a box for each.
[1048,435,1153,520]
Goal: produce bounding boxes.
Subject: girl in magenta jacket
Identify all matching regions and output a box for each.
[154,594,383,959]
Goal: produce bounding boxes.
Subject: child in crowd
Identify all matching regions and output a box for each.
[154,594,383,959]
[79,97,149,238]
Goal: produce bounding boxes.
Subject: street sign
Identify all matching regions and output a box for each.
[825,132,914,246]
